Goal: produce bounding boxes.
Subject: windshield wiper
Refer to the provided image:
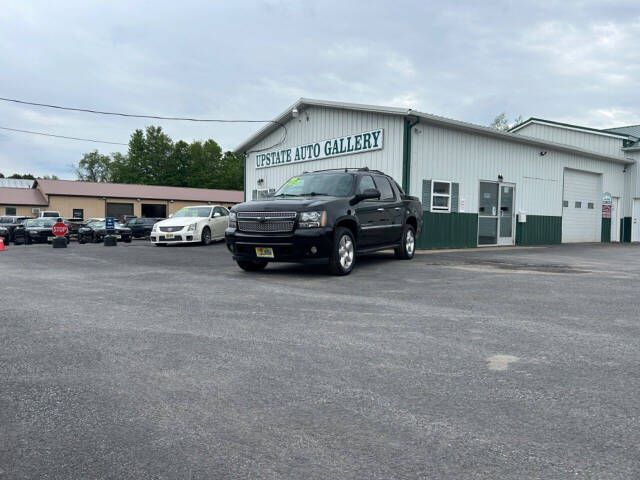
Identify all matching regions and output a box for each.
[301,192,329,196]
[273,193,300,197]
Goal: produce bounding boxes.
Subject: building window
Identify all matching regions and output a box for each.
[5,207,16,215]
[575,201,582,208]
[431,181,451,212]
[73,208,84,219]
[563,200,569,208]
[588,203,594,209]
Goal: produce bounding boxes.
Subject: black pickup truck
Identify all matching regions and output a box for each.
[226,168,422,275]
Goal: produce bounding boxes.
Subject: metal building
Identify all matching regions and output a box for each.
[235,99,639,249]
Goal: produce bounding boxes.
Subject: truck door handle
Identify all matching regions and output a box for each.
[377,208,384,211]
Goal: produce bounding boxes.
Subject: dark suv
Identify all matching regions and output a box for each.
[226,168,422,275]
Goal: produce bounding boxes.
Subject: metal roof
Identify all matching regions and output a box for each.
[35,179,244,203]
[509,118,632,139]
[0,187,47,206]
[604,125,640,139]
[235,98,633,165]
[0,178,35,189]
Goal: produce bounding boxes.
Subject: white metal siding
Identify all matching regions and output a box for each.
[244,106,404,196]
[515,123,627,159]
[409,123,626,218]
[562,169,601,243]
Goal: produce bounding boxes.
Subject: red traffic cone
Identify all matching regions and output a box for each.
[0,237,6,251]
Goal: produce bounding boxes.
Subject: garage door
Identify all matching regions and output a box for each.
[106,202,134,220]
[562,169,600,243]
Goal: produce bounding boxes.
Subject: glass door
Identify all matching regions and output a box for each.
[497,184,514,246]
[478,181,515,246]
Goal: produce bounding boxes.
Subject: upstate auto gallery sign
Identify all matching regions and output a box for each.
[254,129,383,169]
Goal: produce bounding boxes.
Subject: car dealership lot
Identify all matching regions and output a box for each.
[2,243,640,479]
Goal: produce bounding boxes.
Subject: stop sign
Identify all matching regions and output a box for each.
[52,222,68,237]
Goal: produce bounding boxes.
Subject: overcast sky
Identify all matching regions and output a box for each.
[1,0,639,179]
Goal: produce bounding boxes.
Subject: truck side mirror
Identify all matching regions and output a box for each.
[350,188,381,205]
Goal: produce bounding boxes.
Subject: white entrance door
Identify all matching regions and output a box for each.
[633,199,640,242]
[562,169,600,243]
[478,181,515,246]
[611,197,620,242]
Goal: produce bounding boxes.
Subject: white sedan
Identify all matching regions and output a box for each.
[151,205,229,246]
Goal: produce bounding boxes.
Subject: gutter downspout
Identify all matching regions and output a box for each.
[402,115,420,194]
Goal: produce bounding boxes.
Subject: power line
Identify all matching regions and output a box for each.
[0,96,287,152]
[0,126,128,146]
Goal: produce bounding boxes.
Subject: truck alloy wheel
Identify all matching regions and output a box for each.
[395,225,416,260]
[329,227,356,275]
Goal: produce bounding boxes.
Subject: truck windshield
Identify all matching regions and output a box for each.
[274,173,354,197]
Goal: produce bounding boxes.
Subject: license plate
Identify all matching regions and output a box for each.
[47,236,55,241]
[165,233,174,239]
[255,247,274,258]
[115,235,122,239]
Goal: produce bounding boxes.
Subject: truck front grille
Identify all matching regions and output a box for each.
[237,211,297,233]
[238,221,295,233]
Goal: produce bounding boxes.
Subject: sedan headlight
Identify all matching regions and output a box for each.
[152,224,158,232]
[229,211,237,228]
[298,211,327,228]
[187,223,197,232]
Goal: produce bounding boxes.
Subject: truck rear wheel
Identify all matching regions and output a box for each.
[328,227,356,275]
[395,224,416,260]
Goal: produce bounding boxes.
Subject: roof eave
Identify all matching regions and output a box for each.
[411,111,632,166]
[233,98,410,154]
[509,118,630,140]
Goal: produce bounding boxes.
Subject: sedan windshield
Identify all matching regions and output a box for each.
[173,207,212,218]
[274,173,354,197]
[25,219,55,227]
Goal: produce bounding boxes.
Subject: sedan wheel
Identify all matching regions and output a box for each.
[201,227,211,246]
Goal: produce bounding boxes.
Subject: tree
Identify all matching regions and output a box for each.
[9,173,35,179]
[0,173,4,178]
[41,174,60,180]
[489,113,523,131]
[74,151,114,182]
[76,125,244,190]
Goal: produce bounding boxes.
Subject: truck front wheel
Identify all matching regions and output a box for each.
[328,227,356,275]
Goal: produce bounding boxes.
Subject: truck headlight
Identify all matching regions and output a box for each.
[298,211,326,228]
[188,223,197,231]
[229,211,237,228]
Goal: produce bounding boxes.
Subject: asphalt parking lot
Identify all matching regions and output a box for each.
[2,241,640,479]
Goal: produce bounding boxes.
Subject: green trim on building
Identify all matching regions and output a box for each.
[621,217,632,242]
[515,215,562,245]
[416,212,478,249]
[601,218,611,242]
[402,117,419,194]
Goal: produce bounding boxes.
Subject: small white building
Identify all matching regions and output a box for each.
[235,99,639,249]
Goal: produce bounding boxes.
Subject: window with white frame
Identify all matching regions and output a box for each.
[431,180,451,212]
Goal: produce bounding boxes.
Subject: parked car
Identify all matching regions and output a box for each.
[38,210,62,218]
[225,168,423,275]
[63,218,85,241]
[78,221,132,243]
[126,217,164,238]
[20,218,70,244]
[0,216,31,244]
[150,206,228,246]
